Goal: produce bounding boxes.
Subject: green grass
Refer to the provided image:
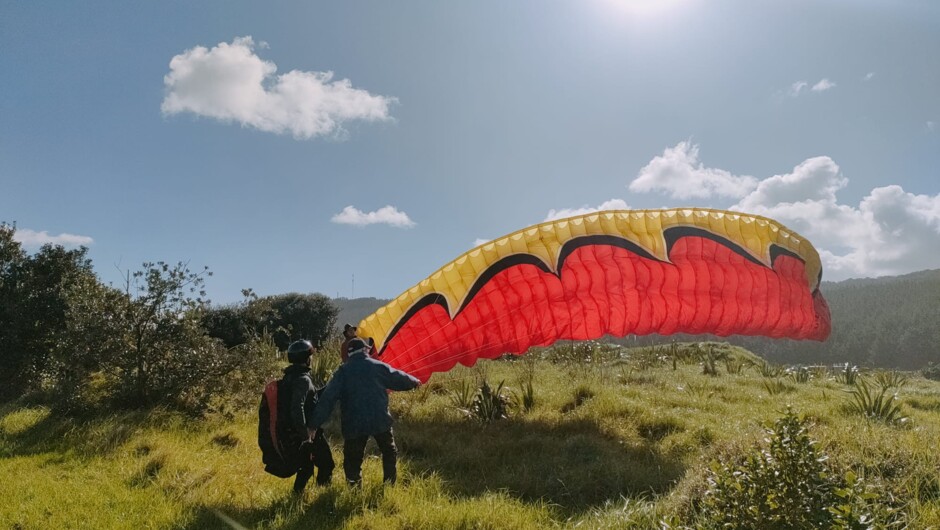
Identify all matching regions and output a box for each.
[3,342,940,529]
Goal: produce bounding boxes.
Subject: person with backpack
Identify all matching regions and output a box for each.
[258,339,335,494]
[309,338,420,486]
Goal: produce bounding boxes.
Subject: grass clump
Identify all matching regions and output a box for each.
[836,363,861,385]
[845,379,909,425]
[466,379,511,423]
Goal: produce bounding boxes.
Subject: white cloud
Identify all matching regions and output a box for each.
[927,121,936,133]
[811,78,836,92]
[789,81,809,97]
[624,144,940,280]
[162,36,395,139]
[544,199,630,221]
[331,205,415,228]
[473,238,491,247]
[787,78,835,97]
[14,229,94,249]
[735,156,847,211]
[629,141,758,199]
[864,72,875,81]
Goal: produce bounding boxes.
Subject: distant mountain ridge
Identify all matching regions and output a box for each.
[333,269,940,369]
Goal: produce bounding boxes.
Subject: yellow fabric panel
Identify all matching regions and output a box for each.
[356,208,824,349]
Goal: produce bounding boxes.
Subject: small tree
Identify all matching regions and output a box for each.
[0,223,97,399]
[262,292,338,350]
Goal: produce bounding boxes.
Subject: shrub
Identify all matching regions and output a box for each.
[696,410,903,529]
[923,363,940,381]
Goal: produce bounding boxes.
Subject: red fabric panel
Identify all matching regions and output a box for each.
[383,237,832,381]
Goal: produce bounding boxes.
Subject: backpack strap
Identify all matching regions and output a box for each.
[263,380,282,458]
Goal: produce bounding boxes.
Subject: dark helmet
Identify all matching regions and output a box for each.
[287,340,315,363]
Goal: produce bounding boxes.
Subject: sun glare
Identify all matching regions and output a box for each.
[605,0,687,17]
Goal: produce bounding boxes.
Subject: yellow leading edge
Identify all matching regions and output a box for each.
[358,208,823,351]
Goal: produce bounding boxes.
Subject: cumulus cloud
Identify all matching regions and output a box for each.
[331,205,415,228]
[544,199,630,221]
[162,36,395,139]
[864,72,875,81]
[811,78,836,92]
[14,229,94,249]
[629,142,757,199]
[624,143,940,280]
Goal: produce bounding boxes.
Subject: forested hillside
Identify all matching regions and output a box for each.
[732,269,940,369]
[335,269,940,370]
[334,296,391,328]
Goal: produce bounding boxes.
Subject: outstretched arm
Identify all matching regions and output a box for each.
[379,363,421,391]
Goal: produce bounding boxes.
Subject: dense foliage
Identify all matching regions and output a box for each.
[695,410,902,529]
[0,223,337,413]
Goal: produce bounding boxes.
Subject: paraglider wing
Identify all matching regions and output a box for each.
[358,209,831,382]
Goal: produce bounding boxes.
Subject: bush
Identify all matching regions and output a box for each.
[694,410,903,529]
[921,363,940,381]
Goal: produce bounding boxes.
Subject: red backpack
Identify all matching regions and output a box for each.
[258,378,307,478]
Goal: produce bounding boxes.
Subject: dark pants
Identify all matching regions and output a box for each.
[343,430,398,485]
[292,432,335,493]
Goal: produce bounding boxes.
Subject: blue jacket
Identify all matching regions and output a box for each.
[310,352,420,438]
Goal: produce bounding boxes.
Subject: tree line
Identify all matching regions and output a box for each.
[0,223,338,413]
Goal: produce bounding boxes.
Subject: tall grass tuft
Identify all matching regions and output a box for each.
[701,349,720,377]
[846,378,908,425]
[724,357,748,375]
[448,378,476,411]
[787,366,811,384]
[309,342,341,387]
[836,363,860,385]
[758,361,784,378]
[762,378,791,396]
[873,370,908,391]
[512,362,537,413]
[467,379,510,423]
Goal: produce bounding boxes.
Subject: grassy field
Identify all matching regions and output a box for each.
[2,342,939,529]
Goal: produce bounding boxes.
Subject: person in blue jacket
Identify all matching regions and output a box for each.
[310,338,420,485]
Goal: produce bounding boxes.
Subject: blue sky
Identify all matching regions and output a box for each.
[2,0,938,304]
